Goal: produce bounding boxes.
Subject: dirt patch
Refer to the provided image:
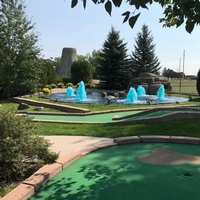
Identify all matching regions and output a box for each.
[139,148,200,165]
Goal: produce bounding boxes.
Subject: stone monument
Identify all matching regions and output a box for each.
[57,47,77,76]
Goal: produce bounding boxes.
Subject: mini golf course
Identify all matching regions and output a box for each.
[24,106,200,199]
[27,106,200,124]
[30,143,200,200]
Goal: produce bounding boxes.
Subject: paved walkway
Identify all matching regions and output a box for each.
[44,136,113,156]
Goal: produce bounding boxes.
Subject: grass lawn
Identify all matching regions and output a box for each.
[37,118,200,138]
[170,79,197,94]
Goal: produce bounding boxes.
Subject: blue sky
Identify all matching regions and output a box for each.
[25,0,200,75]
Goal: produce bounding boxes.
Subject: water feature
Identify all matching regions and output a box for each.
[75,81,87,101]
[137,85,146,96]
[66,86,75,97]
[49,81,188,105]
[126,87,137,103]
[157,85,165,100]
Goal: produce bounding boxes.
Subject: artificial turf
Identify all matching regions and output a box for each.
[28,109,198,123]
[30,143,200,200]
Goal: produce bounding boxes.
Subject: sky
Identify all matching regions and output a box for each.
[25,0,200,75]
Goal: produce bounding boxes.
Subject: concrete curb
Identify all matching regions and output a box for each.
[113,135,200,145]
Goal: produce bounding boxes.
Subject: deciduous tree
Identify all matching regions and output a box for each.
[0,0,42,98]
[70,0,200,33]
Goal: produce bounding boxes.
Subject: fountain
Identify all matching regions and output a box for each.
[66,86,75,97]
[75,81,87,101]
[126,87,138,103]
[137,85,146,96]
[49,81,188,105]
[157,85,165,100]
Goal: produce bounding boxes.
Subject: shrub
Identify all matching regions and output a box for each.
[57,82,64,88]
[45,84,52,90]
[85,83,92,88]
[51,84,57,89]
[0,109,59,182]
[66,82,74,87]
[56,76,72,85]
[42,87,51,94]
[62,76,72,84]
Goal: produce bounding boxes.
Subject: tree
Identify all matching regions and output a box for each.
[0,0,42,98]
[40,59,57,86]
[71,0,200,33]
[130,24,161,77]
[196,69,200,95]
[96,27,130,89]
[86,50,101,79]
[162,67,184,79]
[71,56,93,84]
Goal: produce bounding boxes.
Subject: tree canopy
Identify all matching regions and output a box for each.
[130,24,161,77]
[71,0,200,33]
[96,27,130,89]
[0,0,42,98]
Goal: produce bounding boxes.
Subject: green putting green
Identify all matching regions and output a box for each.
[28,111,140,123]
[27,109,198,123]
[30,143,200,200]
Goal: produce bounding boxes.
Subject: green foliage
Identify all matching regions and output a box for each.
[51,83,57,88]
[71,0,200,33]
[0,109,58,182]
[162,67,184,79]
[66,82,74,87]
[96,27,130,89]
[0,0,42,98]
[196,69,200,95]
[40,59,57,87]
[45,84,52,90]
[84,50,101,79]
[56,75,72,85]
[71,57,93,84]
[57,82,64,88]
[130,24,161,78]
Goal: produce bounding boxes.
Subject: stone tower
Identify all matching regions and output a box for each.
[57,47,77,76]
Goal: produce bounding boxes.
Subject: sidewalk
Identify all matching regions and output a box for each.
[44,135,114,156]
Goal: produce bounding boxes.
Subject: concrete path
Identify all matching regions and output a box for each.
[43,136,114,156]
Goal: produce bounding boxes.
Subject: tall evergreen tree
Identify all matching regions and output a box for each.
[130,24,161,78]
[0,0,42,98]
[96,27,130,89]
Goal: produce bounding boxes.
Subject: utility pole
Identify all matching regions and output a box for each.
[179,58,182,92]
[182,50,185,79]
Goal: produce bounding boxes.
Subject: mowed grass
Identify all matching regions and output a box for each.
[37,118,200,138]
[170,79,197,94]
